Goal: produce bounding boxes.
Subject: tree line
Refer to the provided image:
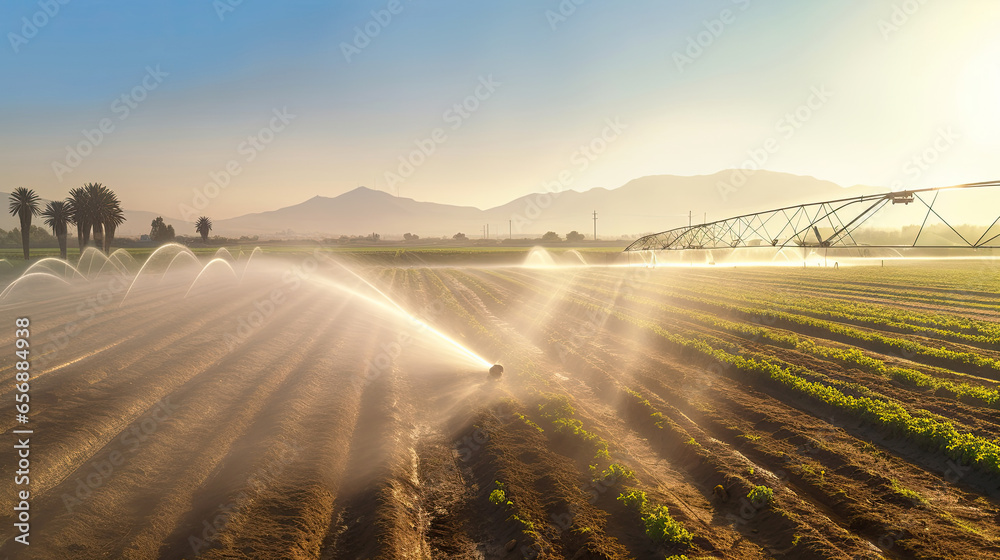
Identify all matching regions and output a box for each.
[8,183,124,260]
[7,182,216,260]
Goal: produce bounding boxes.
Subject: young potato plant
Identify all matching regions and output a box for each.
[538,393,611,461]
[603,306,1000,477]
[488,481,537,536]
[614,280,1000,376]
[747,485,774,506]
[585,281,1000,406]
[617,489,693,547]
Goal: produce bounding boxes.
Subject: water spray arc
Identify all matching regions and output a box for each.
[311,252,498,374]
[0,272,72,300]
[182,259,240,298]
[118,244,200,307]
[22,258,87,281]
[162,251,202,279]
[312,276,494,371]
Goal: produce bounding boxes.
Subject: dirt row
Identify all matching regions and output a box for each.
[3,261,999,558]
[432,266,1000,559]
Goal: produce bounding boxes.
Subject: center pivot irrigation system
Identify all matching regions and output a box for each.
[624,181,1000,252]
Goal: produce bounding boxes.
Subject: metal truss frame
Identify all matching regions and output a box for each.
[624,181,1000,252]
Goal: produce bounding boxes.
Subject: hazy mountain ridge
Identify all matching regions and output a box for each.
[2,171,889,239]
[212,170,885,238]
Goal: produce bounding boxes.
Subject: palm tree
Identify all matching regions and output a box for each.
[195,216,212,243]
[8,188,40,260]
[78,183,123,253]
[83,183,113,249]
[102,205,126,253]
[67,187,90,251]
[41,200,74,259]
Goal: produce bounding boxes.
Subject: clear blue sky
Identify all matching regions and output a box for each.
[2,0,998,218]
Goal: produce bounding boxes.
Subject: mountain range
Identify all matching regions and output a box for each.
[205,171,884,239]
[3,171,889,239]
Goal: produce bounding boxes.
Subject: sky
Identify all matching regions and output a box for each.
[2,0,999,219]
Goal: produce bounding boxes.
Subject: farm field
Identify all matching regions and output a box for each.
[2,248,1000,559]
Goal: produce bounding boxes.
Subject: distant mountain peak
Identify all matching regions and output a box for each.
[89,171,885,239]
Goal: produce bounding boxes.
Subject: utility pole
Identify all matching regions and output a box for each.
[703,212,706,224]
[509,220,512,240]
[689,210,692,227]
[487,224,489,240]
[592,210,598,241]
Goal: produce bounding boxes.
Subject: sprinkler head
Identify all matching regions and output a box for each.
[488,364,504,380]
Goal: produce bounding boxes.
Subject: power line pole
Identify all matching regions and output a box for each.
[592,210,598,241]
[689,210,692,227]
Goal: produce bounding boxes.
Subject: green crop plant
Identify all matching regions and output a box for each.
[600,306,1000,477]
[618,489,693,547]
[623,387,667,428]
[509,513,534,531]
[890,479,927,506]
[617,488,649,511]
[538,393,611,460]
[488,480,539,538]
[643,505,693,546]
[524,275,1000,475]
[601,277,1000,375]
[600,463,635,484]
[514,413,544,433]
[489,481,511,507]
[747,485,774,506]
[596,282,1000,408]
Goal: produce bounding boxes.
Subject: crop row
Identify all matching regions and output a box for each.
[737,277,1000,314]
[616,279,1000,378]
[579,300,1000,477]
[527,391,698,554]
[680,278,1000,345]
[587,268,1000,350]
[578,282,1000,408]
[491,269,1000,396]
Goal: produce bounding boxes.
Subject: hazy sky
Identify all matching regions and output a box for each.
[3,0,999,219]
